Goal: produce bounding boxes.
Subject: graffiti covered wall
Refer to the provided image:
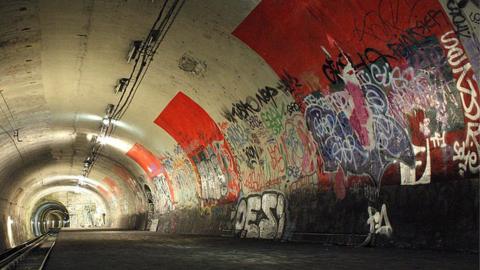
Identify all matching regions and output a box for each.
[136,0,478,251]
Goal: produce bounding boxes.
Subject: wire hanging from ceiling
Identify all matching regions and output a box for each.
[0,90,24,162]
[81,0,185,177]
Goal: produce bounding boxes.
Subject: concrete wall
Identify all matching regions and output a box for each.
[0,0,478,252]
[142,0,479,251]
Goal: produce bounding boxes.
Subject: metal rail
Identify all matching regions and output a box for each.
[38,237,56,270]
[0,230,58,270]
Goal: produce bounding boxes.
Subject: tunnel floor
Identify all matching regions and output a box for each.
[44,230,477,270]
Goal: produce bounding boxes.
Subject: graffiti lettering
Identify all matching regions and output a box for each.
[222,87,280,123]
[261,103,285,135]
[446,0,472,37]
[430,131,447,148]
[400,140,431,185]
[471,11,480,24]
[361,203,392,246]
[192,140,239,201]
[286,102,300,116]
[453,122,480,176]
[282,114,318,178]
[441,31,480,176]
[368,204,392,236]
[233,190,286,239]
[153,174,175,214]
[322,47,396,84]
[242,145,261,169]
[305,79,414,185]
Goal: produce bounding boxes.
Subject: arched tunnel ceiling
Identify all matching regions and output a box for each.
[0,0,265,156]
[0,0,266,213]
[0,0,479,252]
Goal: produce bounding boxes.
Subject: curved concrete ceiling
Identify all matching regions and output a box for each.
[0,0,271,248]
[0,0,479,252]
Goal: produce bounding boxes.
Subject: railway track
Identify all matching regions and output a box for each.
[0,229,58,270]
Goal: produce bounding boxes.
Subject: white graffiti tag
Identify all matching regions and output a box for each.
[233,191,286,240]
[441,31,480,176]
[453,122,480,176]
[360,203,392,246]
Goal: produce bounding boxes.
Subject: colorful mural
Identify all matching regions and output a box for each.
[145,0,478,249]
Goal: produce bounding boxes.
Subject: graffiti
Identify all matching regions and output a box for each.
[446,0,473,37]
[420,118,432,137]
[356,61,392,88]
[288,175,317,193]
[305,63,414,185]
[154,91,225,156]
[453,122,480,176]
[224,121,250,150]
[194,153,226,200]
[162,153,198,207]
[386,20,440,58]
[281,114,318,178]
[277,72,303,96]
[322,47,396,84]
[286,102,300,115]
[404,36,449,70]
[441,31,479,121]
[245,114,264,129]
[352,3,446,59]
[441,31,480,176]
[188,140,240,202]
[361,204,392,246]
[192,141,236,200]
[400,139,432,185]
[361,60,462,130]
[430,131,447,148]
[233,190,286,239]
[196,0,480,249]
[241,166,283,193]
[266,141,287,177]
[441,0,480,74]
[242,145,261,169]
[471,11,480,23]
[222,86,280,123]
[153,174,175,214]
[286,166,301,180]
[369,204,392,236]
[260,103,285,135]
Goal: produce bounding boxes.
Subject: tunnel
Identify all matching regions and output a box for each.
[0,0,478,269]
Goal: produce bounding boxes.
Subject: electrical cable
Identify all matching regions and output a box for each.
[116,0,185,120]
[0,92,16,133]
[82,0,185,177]
[111,0,170,118]
[113,0,183,120]
[0,123,24,162]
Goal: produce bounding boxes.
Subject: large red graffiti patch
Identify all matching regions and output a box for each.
[154,91,224,157]
[126,143,162,178]
[126,143,176,203]
[234,0,451,88]
[234,0,480,183]
[155,92,240,202]
[102,177,119,195]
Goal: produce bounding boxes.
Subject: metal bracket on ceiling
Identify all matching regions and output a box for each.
[13,129,22,142]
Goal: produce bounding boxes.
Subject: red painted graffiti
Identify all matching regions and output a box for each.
[155,91,240,201]
[126,143,176,203]
[154,91,224,157]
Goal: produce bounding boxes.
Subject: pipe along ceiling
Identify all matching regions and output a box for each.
[0,0,479,251]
